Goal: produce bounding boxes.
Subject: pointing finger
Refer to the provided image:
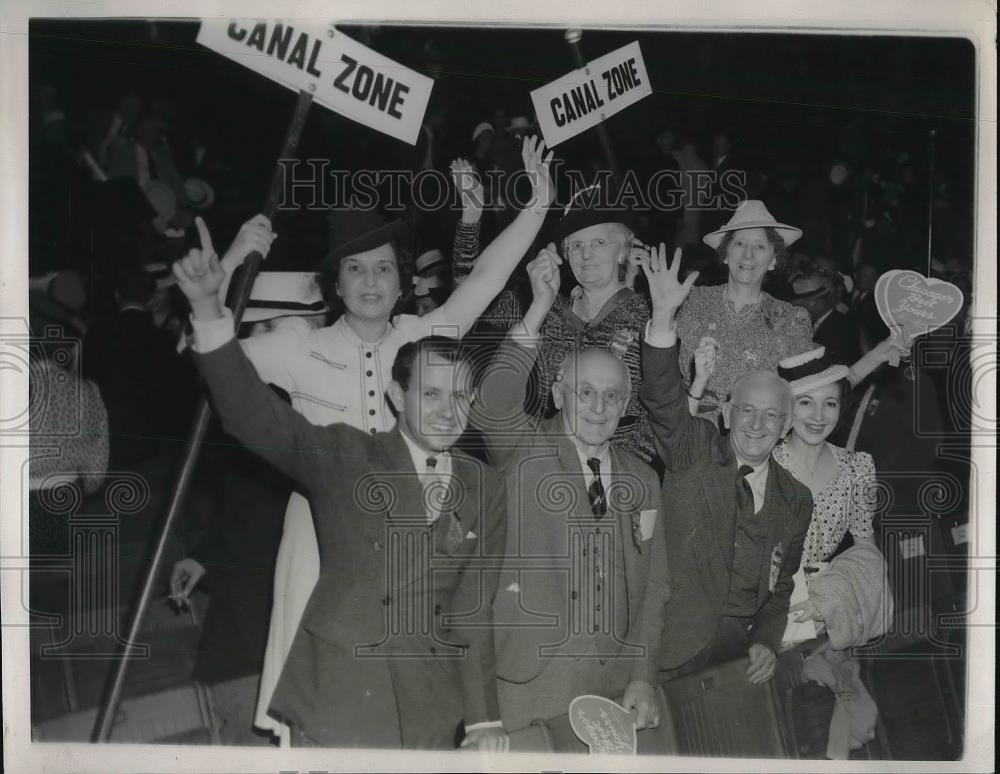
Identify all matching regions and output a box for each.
[195,216,214,256]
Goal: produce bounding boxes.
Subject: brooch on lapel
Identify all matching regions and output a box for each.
[629,511,643,553]
[629,509,657,553]
[610,328,636,360]
[769,541,784,593]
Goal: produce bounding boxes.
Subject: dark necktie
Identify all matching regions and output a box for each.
[736,464,755,517]
[425,456,464,554]
[587,457,607,518]
[425,456,441,519]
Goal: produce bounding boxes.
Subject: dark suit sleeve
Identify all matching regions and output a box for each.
[631,501,671,685]
[640,341,718,473]
[448,466,507,726]
[193,338,327,493]
[473,335,541,470]
[750,489,812,652]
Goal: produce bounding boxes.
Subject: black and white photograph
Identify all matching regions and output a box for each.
[1,1,995,772]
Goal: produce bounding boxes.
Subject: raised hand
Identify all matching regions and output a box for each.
[521,135,555,212]
[223,214,276,266]
[871,334,909,366]
[172,216,226,316]
[640,243,698,316]
[218,213,276,304]
[450,158,485,220]
[693,336,719,383]
[526,243,562,310]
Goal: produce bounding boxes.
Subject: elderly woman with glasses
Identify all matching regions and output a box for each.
[678,201,815,422]
[527,201,656,462]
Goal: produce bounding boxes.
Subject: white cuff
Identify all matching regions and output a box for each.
[191,308,236,353]
[644,319,678,349]
[465,720,504,733]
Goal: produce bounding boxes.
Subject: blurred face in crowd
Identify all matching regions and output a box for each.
[791,383,842,447]
[564,223,631,292]
[336,244,402,323]
[855,264,878,294]
[724,227,776,289]
[791,275,835,322]
[656,130,677,154]
[389,353,475,453]
[414,295,439,317]
[713,133,732,160]
[553,349,630,450]
[723,371,793,466]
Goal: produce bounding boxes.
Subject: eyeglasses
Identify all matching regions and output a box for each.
[566,384,626,407]
[565,237,620,257]
[731,403,786,425]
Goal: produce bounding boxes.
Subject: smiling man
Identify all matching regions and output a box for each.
[172,232,509,751]
[636,245,812,686]
[473,248,666,743]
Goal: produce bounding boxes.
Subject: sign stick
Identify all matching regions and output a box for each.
[564,29,622,187]
[926,128,937,279]
[91,90,314,743]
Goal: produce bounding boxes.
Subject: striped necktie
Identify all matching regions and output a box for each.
[586,457,607,518]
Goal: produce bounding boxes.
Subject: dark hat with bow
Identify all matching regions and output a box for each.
[550,182,638,246]
[325,209,410,270]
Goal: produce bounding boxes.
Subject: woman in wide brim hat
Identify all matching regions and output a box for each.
[675,200,815,420]
[207,136,555,747]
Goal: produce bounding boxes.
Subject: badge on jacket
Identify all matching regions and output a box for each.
[610,328,636,360]
[769,542,784,593]
[629,509,657,552]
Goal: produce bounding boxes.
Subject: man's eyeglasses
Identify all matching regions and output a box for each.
[731,403,786,425]
[565,237,620,257]
[566,384,625,407]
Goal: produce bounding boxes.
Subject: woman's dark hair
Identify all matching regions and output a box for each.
[317,236,415,324]
[715,226,789,270]
[794,377,852,402]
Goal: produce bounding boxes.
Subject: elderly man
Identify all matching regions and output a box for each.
[636,245,812,685]
[473,248,666,738]
[173,231,509,751]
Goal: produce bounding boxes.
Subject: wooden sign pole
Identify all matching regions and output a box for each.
[91,90,314,743]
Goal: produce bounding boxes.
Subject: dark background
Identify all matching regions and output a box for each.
[29,20,977,275]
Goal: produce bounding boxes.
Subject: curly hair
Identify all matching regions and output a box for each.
[715,226,789,268]
[317,236,415,323]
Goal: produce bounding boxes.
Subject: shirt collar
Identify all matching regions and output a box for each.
[333,314,395,348]
[735,453,770,482]
[399,426,452,477]
[572,441,611,478]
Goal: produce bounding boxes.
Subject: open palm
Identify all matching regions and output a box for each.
[640,244,698,313]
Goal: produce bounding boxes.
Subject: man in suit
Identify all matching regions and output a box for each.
[173,227,508,751]
[473,247,667,735]
[82,265,199,468]
[791,269,861,365]
[636,245,812,685]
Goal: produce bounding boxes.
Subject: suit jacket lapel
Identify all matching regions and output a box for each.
[374,428,425,520]
[756,456,787,600]
[607,445,642,630]
[450,453,480,539]
[545,417,593,520]
[696,436,739,598]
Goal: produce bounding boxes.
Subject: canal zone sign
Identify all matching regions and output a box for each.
[531,41,652,147]
[197,20,434,144]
